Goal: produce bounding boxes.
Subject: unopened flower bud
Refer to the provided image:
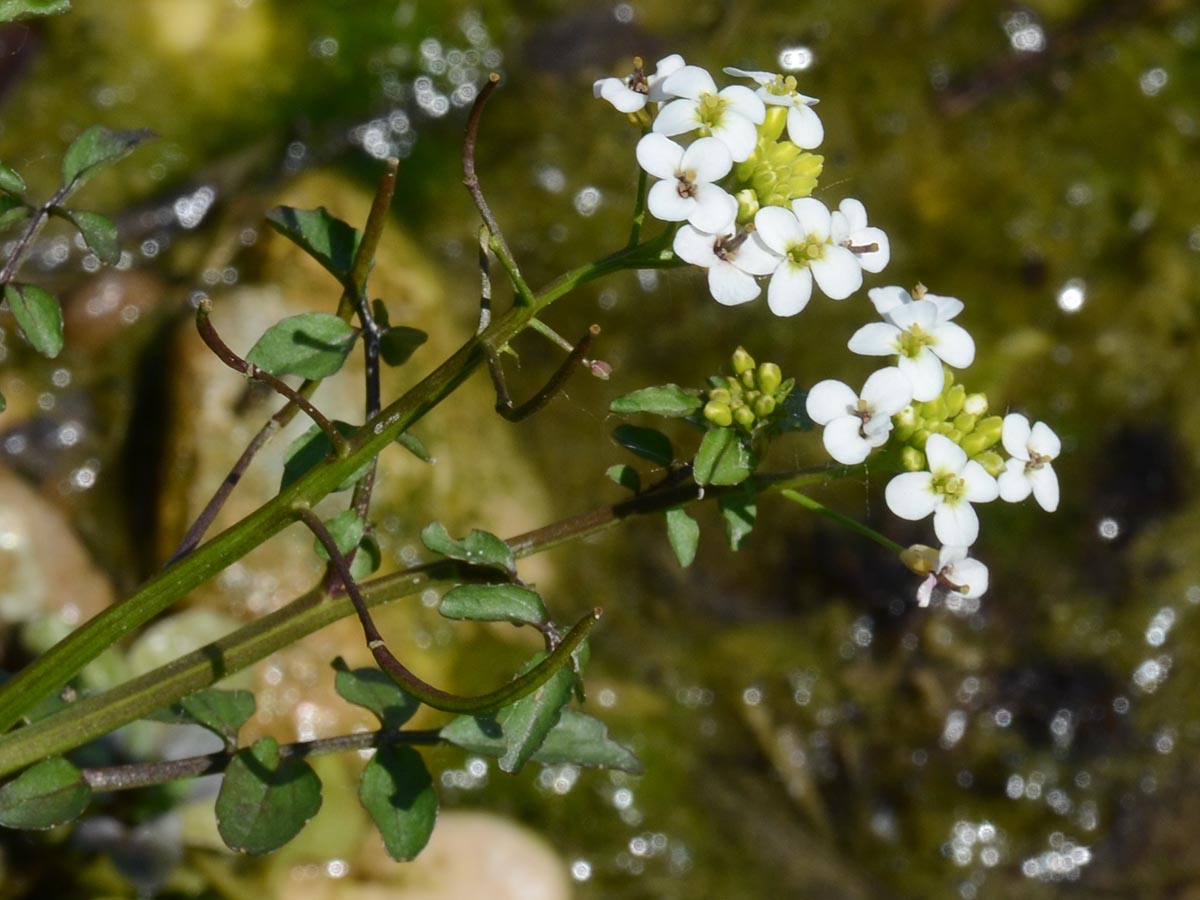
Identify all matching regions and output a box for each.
[963,393,988,416]
[732,347,756,375]
[901,447,926,471]
[952,412,977,433]
[733,406,757,428]
[945,384,966,417]
[740,369,756,389]
[708,388,732,406]
[735,189,760,225]
[900,544,939,576]
[756,362,782,395]
[921,395,948,422]
[975,450,1005,477]
[960,430,995,457]
[976,415,1004,445]
[761,106,788,142]
[753,395,776,418]
[946,428,964,443]
[704,400,733,427]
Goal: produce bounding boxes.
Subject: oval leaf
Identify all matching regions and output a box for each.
[246,313,357,379]
[495,653,577,774]
[0,194,30,230]
[719,491,757,551]
[379,326,428,367]
[612,424,673,467]
[439,584,548,627]
[420,522,515,574]
[61,209,120,265]
[312,510,365,563]
[149,688,255,746]
[359,745,438,862]
[333,658,420,730]
[281,421,364,492]
[665,507,699,568]
[60,126,154,192]
[0,161,25,195]
[396,431,432,463]
[441,709,641,774]
[265,206,361,284]
[609,384,703,417]
[5,283,63,358]
[0,0,71,23]
[215,738,322,855]
[693,427,754,486]
[0,756,90,830]
[606,464,640,492]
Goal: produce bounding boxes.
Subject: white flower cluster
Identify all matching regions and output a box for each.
[596,56,889,316]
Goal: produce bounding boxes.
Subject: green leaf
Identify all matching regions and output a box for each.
[612,424,673,467]
[379,326,428,367]
[419,522,515,575]
[60,126,154,192]
[265,206,361,284]
[441,710,641,773]
[246,313,357,380]
[149,689,255,746]
[312,509,364,561]
[0,0,70,24]
[719,491,757,551]
[4,283,63,358]
[371,298,391,328]
[333,658,419,730]
[396,432,431,463]
[351,532,382,579]
[605,464,640,492]
[0,388,6,413]
[0,161,25,195]
[768,385,812,435]
[359,745,438,862]
[665,507,700,568]
[215,738,322,855]
[281,421,364,492]
[693,427,755,486]
[494,655,576,774]
[0,193,29,230]
[0,757,90,829]
[609,384,703,417]
[439,584,547,627]
[60,209,120,265]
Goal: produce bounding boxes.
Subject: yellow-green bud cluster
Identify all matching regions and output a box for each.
[702,347,792,434]
[891,373,1005,475]
[732,108,824,222]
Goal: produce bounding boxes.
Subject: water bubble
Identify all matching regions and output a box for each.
[1097,517,1120,540]
[1005,11,1046,53]
[613,3,634,23]
[742,686,763,706]
[1144,607,1175,646]
[570,859,592,881]
[778,46,815,71]
[1132,655,1171,693]
[1056,278,1086,313]
[941,710,967,748]
[1139,67,1168,96]
[573,186,602,217]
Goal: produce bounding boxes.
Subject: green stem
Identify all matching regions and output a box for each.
[780,488,906,554]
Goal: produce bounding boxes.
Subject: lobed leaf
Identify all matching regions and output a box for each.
[4,283,63,358]
[215,738,322,855]
[246,313,357,380]
[0,756,90,829]
[439,584,548,627]
[379,326,428,367]
[60,126,154,192]
[612,424,673,467]
[332,658,420,730]
[665,507,700,568]
[420,521,515,575]
[265,206,361,284]
[609,384,703,417]
[358,745,438,862]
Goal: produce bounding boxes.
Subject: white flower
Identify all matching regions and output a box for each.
[636,133,736,233]
[847,297,976,401]
[915,545,989,607]
[997,413,1061,511]
[805,367,912,464]
[723,67,823,148]
[752,198,863,316]
[885,433,999,546]
[673,223,780,306]
[654,65,766,162]
[593,54,686,113]
[868,284,962,324]
[830,199,890,274]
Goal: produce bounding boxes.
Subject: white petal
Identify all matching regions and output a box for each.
[786,103,824,148]
[851,226,890,274]
[687,185,737,233]
[754,206,803,255]
[647,55,686,101]
[732,234,784,276]
[595,78,647,113]
[710,114,759,162]
[934,501,979,547]
[837,198,868,232]
[681,137,732,182]
[998,461,1033,503]
[886,472,938,521]
[961,460,999,502]
[1030,421,1061,459]
[661,65,717,101]
[925,433,967,475]
[862,416,893,447]
[930,322,975,369]
[1001,414,1032,461]
[937,545,969,568]
[636,132,685,180]
[806,380,859,425]
[890,298,937,331]
[848,322,901,357]
[860,367,912,416]
[899,349,946,401]
[672,225,719,267]
[823,416,873,464]
[646,181,693,222]
[719,85,766,124]
[949,556,989,598]
[767,264,813,316]
[811,246,862,300]
[916,574,936,607]
[791,196,833,239]
[1029,465,1059,512]
[868,285,912,318]
[708,262,761,306]
[722,66,773,84]
[652,98,700,136]
[926,292,963,322]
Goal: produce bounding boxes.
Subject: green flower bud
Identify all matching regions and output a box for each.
[751,169,779,197]
[900,544,939,576]
[912,428,930,447]
[945,384,966,417]
[975,415,1003,445]
[780,151,823,201]
[960,430,994,458]
[975,450,1005,478]
[735,189,760,225]
[761,106,788,142]
[753,395,776,418]
[921,394,948,422]
[963,393,989,416]
[952,412,977,433]
[733,406,757,428]
[946,428,963,443]
[901,447,926,472]
[740,369,756,389]
[704,400,733,428]
[708,388,732,406]
[732,346,756,375]
[725,376,742,394]
[756,362,782,395]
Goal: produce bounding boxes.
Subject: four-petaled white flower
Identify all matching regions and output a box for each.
[848,297,976,401]
[724,66,823,149]
[831,199,890,275]
[997,413,1061,512]
[673,223,780,306]
[655,65,766,162]
[885,433,999,546]
[915,545,989,607]
[594,54,686,113]
[753,198,864,316]
[806,367,912,464]
[636,133,736,233]
[868,284,962,324]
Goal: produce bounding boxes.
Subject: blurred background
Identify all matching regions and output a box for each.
[1,0,1199,897]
